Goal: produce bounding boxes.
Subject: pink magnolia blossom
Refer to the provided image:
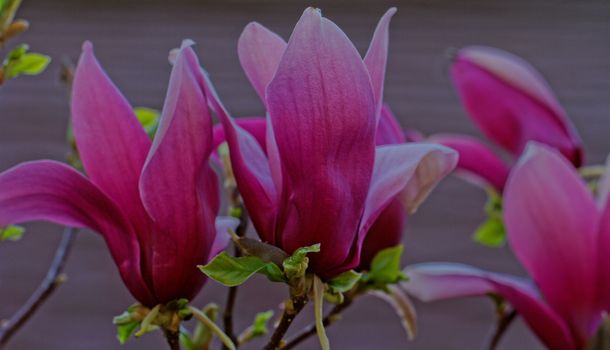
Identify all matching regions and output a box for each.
[432,46,583,192]
[403,143,607,349]
[209,8,458,279]
[0,42,235,306]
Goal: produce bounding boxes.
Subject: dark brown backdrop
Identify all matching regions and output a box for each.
[1,0,608,349]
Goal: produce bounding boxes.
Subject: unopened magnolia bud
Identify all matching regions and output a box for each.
[3,19,29,40]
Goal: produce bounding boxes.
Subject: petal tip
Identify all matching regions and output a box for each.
[180,38,195,49]
[81,40,94,53]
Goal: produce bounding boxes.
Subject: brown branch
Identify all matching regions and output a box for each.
[163,328,181,350]
[487,310,517,350]
[263,293,308,350]
[0,227,76,347]
[222,185,249,349]
[282,292,355,350]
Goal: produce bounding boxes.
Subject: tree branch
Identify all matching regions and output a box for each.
[0,227,76,347]
[487,309,517,350]
[263,293,308,350]
[282,293,355,350]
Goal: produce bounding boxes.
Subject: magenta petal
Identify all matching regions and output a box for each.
[196,57,278,245]
[504,143,600,343]
[376,104,406,146]
[139,44,217,302]
[452,46,583,166]
[335,144,456,274]
[0,160,155,305]
[358,199,405,270]
[210,216,239,259]
[213,117,267,152]
[404,263,577,349]
[71,42,152,234]
[429,134,510,192]
[238,22,287,103]
[266,8,376,275]
[363,8,396,116]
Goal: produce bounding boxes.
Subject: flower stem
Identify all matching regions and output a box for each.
[487,309,517,350]
[263,293,309,350]
[163,328,181,350]
[189,306,236,350]
[283,290,357,350]
[0,227,76,347]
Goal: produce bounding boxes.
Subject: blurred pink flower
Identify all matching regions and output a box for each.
[0,42,235,306]
[209,8,457,278]
[432,46,583,192]
[403,143,606,350]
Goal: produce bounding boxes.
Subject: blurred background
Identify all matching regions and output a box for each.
[0,0,608,349]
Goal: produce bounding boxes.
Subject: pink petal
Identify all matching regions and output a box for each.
[0,160,155,306]
[195,51,279,245]
[266,8,376,275]
[71,42,152,234]
[210,216,240,258]
[139,44,218,303]
[504,143,601,344]
[211,116,267,166]
[598,156,610,311]
[238,22,287,103]
[363,8,396,116]
[452,46,584,167]
[358,198,405,270]
[429,134,510,192]
[403,263,577,350]
[334,144,457,275]
[376,104,406,146]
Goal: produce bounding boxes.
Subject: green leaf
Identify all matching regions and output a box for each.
[363,245,407,286]
[133,107,160,138]
[473,215,506,247]
[179,328,195,350]
[4,51,50,79]
[198,252,284,287]
[5,43,26,61]
[116,320,140,344]
[328,270,361,293]
[0,225,24,241]
[251,310,274,337]
[283,243,320,280]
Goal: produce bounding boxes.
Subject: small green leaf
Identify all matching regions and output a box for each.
[251,310,274,337]
[134,107,160,138]
[199,252,284,287]
[328,270,361,293]
[116,320,140,344]
[179,328,195,350]
[363,245,406,286]
[283,243,320,280]
[5,43,26,60]
[0,225,24,241]
[473,215,506,247]
[5,52,50,79]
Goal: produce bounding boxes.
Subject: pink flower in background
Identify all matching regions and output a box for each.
[432,46,584,192]
[403,143,607,349]
[208,8,458,278]
[0,42,235,306]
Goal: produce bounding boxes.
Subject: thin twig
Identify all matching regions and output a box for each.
[222,185,248,349]
[263,293,308,350]
[163,329,181,350]
[0,227,76,347]
[283,293,355,350]
[486,310,517,350]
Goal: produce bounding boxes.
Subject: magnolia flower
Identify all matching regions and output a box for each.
[209,8,457,279]
[0,42,235,306]
[403,143,606,350]
[432,46,583,192]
